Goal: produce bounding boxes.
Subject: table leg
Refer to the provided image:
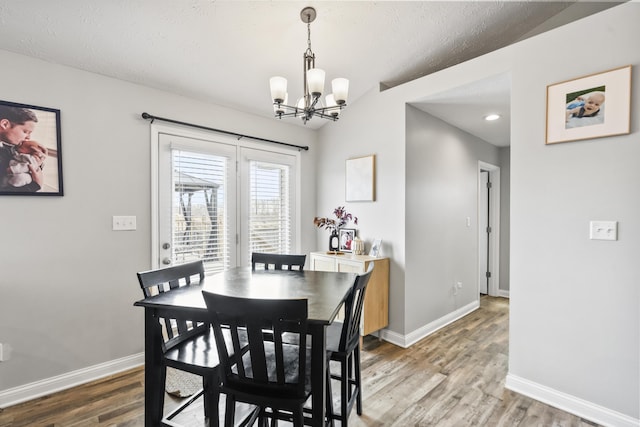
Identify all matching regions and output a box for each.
[144,308,165,427]
[310,324,327,427]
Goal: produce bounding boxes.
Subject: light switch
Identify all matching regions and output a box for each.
[113,215,137,231]
[589,221,617,241]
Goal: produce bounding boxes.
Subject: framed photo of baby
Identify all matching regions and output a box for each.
[0,99,63,196]
[546,65,631,144]
[339,228,356,253]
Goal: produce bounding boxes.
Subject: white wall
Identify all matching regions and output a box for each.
[498,147,510,293]
[507,5,639,423]
[315,2,638,424]
[0,50,318,396]
[405,106,500,332]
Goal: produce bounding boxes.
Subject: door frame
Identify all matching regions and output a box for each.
[150,122,302,270]
[477,161,501,297]
[150,123,239,269]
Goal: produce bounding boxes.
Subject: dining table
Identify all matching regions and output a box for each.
[134,266,357,427]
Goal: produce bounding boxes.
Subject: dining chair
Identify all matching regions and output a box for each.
[136,260,258,427]
[251,252,306,271]
[326,263,374,426]
[202,291,333,427]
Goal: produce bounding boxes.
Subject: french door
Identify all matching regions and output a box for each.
[154,127,298,274]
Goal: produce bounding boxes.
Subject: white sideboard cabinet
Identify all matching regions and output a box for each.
[309,251,389,336]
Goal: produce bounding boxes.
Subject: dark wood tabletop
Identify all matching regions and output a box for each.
[135,267,356,324]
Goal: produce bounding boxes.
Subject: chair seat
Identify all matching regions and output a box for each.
[164,327,220,372]
[165,327,248,372]
[325,321,344,354]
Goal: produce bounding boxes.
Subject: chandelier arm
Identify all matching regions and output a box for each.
[311,111,338,121]
[309,95,320,110]
[274,109,338,122]
[316,104,347,112]
[312,107,340,119]
[274,103,301,112]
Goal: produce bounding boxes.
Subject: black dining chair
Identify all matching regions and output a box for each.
[136,260,258,427]
[202,291,334,427]
[326,263,374,426]
[251,252,306,271]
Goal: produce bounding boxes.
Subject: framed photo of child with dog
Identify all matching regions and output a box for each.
[545,65,631,145]
[0,99,63,196]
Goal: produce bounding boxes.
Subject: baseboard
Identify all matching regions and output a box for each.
[0,353,144,409]
[498,289,510,298]
[505,374,639,427]
[380,299,480,348]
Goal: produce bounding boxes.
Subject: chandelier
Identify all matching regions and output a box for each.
[269,7,348,124]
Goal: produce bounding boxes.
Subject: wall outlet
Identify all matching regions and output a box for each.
[453,281,463,295]
[0,343,8,362]
[453,281,463,296]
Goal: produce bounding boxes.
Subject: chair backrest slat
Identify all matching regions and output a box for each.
[340,263,375,351]
[251,252,306,271]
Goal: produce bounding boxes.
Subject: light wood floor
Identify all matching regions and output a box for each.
[0,296,600,426]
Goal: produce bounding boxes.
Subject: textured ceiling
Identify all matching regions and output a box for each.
[0,1,623,140]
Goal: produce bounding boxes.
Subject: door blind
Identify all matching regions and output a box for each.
[248,160,292,258]
[171,149,230,274]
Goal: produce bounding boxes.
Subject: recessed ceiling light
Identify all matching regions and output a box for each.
[484,114,501,121]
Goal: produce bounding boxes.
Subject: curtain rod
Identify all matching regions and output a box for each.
[141,112,309,151]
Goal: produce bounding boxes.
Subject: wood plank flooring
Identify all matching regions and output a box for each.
[0,297,601,426]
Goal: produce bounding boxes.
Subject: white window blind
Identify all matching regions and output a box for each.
[248,160,292,258]
[171,149,230,274]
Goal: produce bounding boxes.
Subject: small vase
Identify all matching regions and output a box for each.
[329,229,339,252]
[352,236,365,255]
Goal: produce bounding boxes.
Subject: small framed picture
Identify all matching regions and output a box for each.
[369,238,382,257]
[0,99,63,195]
[338,228,356,252]
[546,65,631,144]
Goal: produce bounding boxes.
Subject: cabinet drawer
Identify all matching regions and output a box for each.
[336,261,363,273]
[311,257,335,272]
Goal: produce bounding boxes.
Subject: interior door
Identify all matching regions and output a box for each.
[479,170,490,294]
[158,132,237,274]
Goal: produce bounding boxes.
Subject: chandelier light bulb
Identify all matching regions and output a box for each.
[274,93,288,114]
[270,76,287,103]
[325,94,340,117]
[331,78,349,105]
[306,68,325,97]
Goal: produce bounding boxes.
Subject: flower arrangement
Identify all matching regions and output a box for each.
[313,206,358,233]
